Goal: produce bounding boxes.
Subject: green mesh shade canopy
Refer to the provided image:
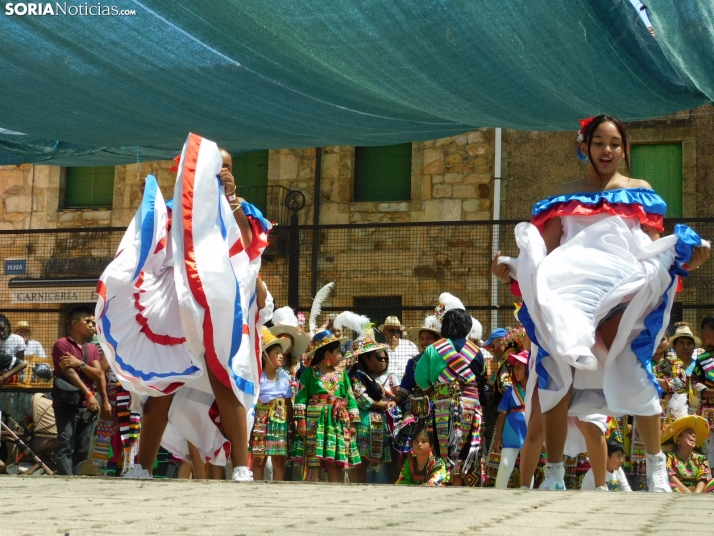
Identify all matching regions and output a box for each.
[0,0,712,166]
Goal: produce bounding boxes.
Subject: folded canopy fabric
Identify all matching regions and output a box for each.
[0,0,711,165]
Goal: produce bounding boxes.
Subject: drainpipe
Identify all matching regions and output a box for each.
[310,147,321,299]
[490,128,502,333]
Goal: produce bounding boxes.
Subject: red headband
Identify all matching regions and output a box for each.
[578,117,596,134]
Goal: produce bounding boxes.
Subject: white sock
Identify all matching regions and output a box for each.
[645,451,662,461]
[546,462,563,471]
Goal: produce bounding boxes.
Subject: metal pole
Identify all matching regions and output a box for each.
[490,128,502,333]
[288,210,300,310]
[310,147,322,299]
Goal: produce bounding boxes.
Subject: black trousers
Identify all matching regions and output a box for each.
[54,404,94,476]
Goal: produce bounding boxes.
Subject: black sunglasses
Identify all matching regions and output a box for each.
[386,328,401,334]
[374,355,388,362]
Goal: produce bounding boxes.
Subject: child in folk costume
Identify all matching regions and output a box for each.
[269,306,310,393]
[335,312,396,484]
[396,428,449,486]
[292,329,361,482]
[493,115,711,492]
[492,350,529,488]
[415,304,486,487]
[581,439,632,491]
[251,327,293,481]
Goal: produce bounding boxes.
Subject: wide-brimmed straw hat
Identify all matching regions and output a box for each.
[305,330,347,358]
[269,306,309,356]
[669,323,702,348]
[260,326,291,355]
[15,320,31,330]
[352,335,389,357]
[378,316,405,332]
[406,315,441,342]
[661,415,710,447]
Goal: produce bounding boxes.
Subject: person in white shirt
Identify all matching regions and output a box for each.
[0,315,26,360]
[379,316,418,384]
[14,320,46,358]
[581,439,632,491]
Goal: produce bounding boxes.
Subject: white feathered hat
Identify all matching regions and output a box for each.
[269,306,309,357]
[469,316,483,342]
[434,292,465,323]
[406,315,442,342]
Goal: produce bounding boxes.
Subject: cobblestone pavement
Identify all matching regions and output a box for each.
[1,476,712,535]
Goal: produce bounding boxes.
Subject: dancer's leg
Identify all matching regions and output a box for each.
[187,441,206,479]
[271,455,286,481]
[542,384,572,463]
[136,394,174,474]
[520,385,544,487]
[495,448,519,488]
[205,366,249,468]
[634,415,663,455]
[326,461,343,483]
[580,421,607,488]
[252,456,267,481]
[349,460,367,483]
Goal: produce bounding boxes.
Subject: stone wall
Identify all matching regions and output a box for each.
[0,160,176,230]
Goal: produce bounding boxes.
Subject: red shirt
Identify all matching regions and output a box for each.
[52,336,100,405]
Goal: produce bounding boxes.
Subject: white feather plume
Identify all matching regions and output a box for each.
[438,292,465,312]
[424,314,442,332]
[469,317,483,342]
[309,282,334,336]
[334,311,372,338]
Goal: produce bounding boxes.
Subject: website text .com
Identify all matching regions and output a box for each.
[5,3,137,16]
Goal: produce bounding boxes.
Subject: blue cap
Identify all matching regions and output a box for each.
[483,328,509,348]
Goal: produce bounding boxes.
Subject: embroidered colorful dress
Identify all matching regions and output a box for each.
[396,453,449,486]
[501,189,707,420]
[348,368,392,463]
[415,337,484,483]
[666,451,713,492]
[652,354,688,426]
[291,366,361,480]
[251,370,292,458]
[692,348,714,467]
[390,353,432,454]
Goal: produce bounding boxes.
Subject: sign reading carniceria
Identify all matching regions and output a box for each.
[11,287,99,304]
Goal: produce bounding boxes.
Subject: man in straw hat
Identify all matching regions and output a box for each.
[661,415,713,493]
[14,320,46,358]
[379,316,418,384]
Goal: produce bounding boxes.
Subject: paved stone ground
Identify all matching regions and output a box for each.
[1,476,712,535]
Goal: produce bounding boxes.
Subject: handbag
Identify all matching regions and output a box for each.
[51,343,89,407]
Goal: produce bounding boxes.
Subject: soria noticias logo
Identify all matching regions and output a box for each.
[4,3,137,16]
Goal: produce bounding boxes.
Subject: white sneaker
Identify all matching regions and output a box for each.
[539,464,566,491]
[594,486,609,492]
[231,466,254,482]
[646,452,672,492]
[123,464,152,480]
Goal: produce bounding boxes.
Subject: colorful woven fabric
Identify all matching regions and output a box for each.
[434,339,478,384]
[666,451,713,491]
[395,453,449,486]
[251,398,289,457]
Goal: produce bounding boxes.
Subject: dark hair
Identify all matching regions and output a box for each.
[581,115,630,177]
[0,314,10,328]
[412,428,434,447]
[440,309,472,340]
[701,315,714,332]
[68,306,94,323]
[607,440,625,458]
[310,340,340,367]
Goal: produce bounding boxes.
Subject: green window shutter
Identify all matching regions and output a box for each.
[233,150,269,214]
[354,143,412,202]
[630,144,682,217]
[64,166,115,208]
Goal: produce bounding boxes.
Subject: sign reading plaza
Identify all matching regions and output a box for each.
[4,3,136,16]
